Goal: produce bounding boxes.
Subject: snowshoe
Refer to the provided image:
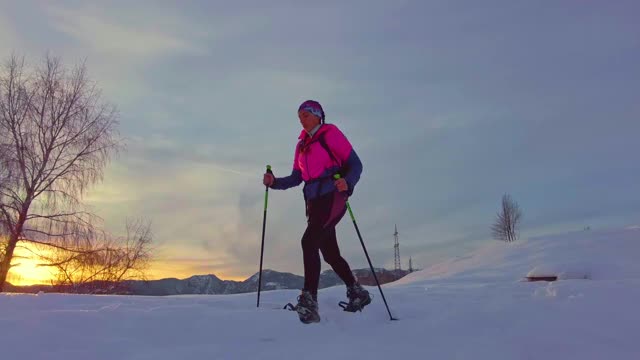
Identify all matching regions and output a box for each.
[338,283,372,312]
[284,290,320,324]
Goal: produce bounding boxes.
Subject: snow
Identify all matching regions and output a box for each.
[2,227,640,359]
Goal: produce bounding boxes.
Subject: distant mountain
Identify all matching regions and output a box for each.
[4,268,412,296]
[123,270,306,296]
[4,282,51,293]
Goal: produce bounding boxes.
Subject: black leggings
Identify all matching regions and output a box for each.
[302,191,356,294]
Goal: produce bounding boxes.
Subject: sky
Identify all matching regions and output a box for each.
[1,0,639,283]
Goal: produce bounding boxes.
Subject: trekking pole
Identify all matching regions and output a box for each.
[335,174,397,321]
[257,165,273,308]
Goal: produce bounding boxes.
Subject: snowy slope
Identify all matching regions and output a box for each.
[1,227,639,360]
[394,226,640,285]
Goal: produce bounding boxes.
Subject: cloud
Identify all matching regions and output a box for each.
[30,3,211,106]
[43,4,207,58]
[83,133,270,277]
[0,13,19,51]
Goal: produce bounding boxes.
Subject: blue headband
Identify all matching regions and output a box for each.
[298,100,324,122]
[300,106,323,120]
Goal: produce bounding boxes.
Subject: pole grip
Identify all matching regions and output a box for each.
[264,165,273,210]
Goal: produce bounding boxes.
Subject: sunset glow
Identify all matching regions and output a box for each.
[7,244,55,286]
[146,258,249,282]
[6,242,249,286]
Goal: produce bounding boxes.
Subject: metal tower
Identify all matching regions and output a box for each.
[394,224,401,272]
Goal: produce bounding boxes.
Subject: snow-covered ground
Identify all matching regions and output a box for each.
[2,226,639,359]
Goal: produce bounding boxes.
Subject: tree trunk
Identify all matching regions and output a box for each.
[0,233,19,291]
[0,207,28,292]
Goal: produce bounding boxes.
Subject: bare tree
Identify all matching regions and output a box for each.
[0,54,123,291]
[491,193,522,242]
[0,101,16,244]
[35,218,153,293]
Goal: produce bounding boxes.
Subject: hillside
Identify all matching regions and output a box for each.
[1,226,638,359]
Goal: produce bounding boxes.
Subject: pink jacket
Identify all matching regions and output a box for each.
[272,123,363,200]
[294,124,352,181]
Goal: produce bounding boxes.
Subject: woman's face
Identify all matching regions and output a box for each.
[298,110,321,132]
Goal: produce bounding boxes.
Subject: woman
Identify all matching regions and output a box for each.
[263,100,371,324]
